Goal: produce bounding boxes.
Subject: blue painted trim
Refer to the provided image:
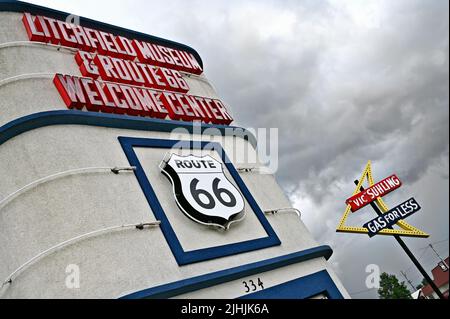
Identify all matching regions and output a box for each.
[119,245,335,299]
[0,110,257,147]
[239,270,343,299]
[118,137,281,266]
[0,0,203,68]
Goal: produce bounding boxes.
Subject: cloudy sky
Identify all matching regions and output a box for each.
[27,0,449,298]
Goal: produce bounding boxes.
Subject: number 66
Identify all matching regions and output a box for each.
[190,177,237,209]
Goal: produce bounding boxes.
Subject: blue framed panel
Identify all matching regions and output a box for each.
[118,137,281,266]
[239,270,343,299]
[119,245,340,299]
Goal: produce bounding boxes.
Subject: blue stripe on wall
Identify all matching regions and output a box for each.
[0,110,257,147]
[239,270,343,299]
[120,245,336,299]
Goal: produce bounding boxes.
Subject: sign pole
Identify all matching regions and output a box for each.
[354,180,445,299]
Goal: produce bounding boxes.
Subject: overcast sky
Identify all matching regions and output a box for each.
[27,0,449,298]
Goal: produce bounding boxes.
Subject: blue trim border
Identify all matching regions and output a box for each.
[240,270,343,299]
[0,110,257,147]
[118,137,281,266]
[119,245,338,299]
[0,0,203,68]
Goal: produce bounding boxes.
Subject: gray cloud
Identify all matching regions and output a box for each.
[28,0,449,298]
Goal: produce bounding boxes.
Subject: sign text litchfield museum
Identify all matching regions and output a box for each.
[22,12,234,125]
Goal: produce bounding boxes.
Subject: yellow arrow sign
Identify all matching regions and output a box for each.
[336,161,429,237]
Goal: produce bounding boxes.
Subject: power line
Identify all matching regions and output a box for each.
[429,243,449,270]
[353,238,448,297]
[404,245,449,287]
[403,239,449,274]
[404,248,431,273]
[400,271,417,291]
[417,238,449,251]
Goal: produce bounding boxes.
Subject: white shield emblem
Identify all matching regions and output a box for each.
[160,153,245,229]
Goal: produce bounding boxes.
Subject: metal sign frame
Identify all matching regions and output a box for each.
[336,161,428,237]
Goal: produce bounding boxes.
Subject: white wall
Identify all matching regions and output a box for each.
[0,10,349,299]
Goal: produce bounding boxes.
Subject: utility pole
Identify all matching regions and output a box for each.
[429,244,449,270]
[355,180,445,299]
[401,270,416,291]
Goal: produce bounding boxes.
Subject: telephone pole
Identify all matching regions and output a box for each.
[355,180,445,299]
[429,243,449,270]
[401,270,416,291]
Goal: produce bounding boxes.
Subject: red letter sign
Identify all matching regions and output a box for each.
[345,174,402,213]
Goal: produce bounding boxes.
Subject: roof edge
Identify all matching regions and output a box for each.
[0,110,257,148]
[0,0,203,69]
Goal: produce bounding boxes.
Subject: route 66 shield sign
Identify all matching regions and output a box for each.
[160,153,245,229]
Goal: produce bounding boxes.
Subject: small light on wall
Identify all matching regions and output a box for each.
[264,208,302,218]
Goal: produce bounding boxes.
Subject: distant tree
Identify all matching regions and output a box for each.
[416,278,429,290]
[378,272,412,299]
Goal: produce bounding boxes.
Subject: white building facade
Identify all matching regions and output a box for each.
[0,0,349,299]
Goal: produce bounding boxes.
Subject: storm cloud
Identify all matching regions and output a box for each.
[28,0,449,298]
